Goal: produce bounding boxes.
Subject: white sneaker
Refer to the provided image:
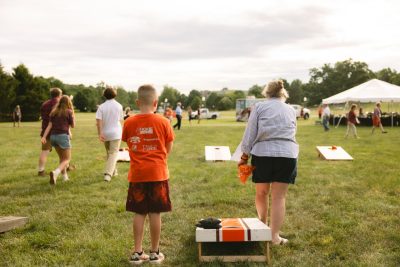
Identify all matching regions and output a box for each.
[104,174,111,182]
[129,251,149,265]
[62,175,69,182]
[149,250,164,264]
[113,169,119,177]
[50,171,59,185]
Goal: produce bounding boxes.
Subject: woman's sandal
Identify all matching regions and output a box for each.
[272,237,289,246]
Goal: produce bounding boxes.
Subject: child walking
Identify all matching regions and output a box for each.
[345,104,359,139]
[41,95,75,184]
[122,84,174,265]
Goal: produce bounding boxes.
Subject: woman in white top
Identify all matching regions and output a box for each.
[96,87,124,182]
[238,80,298,245]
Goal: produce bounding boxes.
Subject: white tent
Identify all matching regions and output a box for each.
[322,79,400,104]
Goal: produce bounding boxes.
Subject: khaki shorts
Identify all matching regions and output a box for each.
[41,136,52,151]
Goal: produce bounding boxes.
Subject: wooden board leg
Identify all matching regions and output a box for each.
[266,241,271,265]
[198,243,202,261]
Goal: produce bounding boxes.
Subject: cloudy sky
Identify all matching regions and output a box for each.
[1,0,400,93]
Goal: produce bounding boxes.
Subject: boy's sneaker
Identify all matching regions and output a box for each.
[104,174,111,182]
[149,250,164,264]
[129,251,149,265]
[38,170,46,177]
[50,171,58,185]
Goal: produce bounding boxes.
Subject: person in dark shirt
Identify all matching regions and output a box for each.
[41,95,75,185]
[37,88,62,176]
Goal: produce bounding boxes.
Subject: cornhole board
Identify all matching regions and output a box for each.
[0,216,28,233]
[316,146,353,160]
[196,218,272,263]
[205,146,231,161]
[117,148,130,162]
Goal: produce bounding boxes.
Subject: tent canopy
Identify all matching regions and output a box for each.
[322,79,400,104]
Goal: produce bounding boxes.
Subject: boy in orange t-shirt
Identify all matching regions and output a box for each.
[122,84,174,265]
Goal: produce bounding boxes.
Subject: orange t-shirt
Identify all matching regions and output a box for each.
[122,113,174,183]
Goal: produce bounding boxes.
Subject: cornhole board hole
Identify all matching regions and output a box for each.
[117,148,130,162]
[196,218,272,263]
[205,146,231,161]
[0,216,28,233]
[316,146,353,160]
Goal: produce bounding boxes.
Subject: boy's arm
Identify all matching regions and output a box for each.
[166,141,173,154]
[96,119,105,142]
[41,122,52,144]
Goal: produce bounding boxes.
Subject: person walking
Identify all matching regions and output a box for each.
[96,87,124,182]
[345,104,359,139]
[371,102,387,134]
[187,106,193,125]
[173,102,182,130]
[322,104,330,131]
[238,80,298,245]
[41,95,75,184]
[12,105,22,127]
[37,88,62,176]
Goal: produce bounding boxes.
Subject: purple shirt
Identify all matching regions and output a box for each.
[50,109,74,135]
[40,98,59,136]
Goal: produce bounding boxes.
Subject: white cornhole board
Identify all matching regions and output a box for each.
[316,146,353,161]
[205,146,231,161]
[196,218,272,263]
[0,216,28,233]
[117,148,130,162]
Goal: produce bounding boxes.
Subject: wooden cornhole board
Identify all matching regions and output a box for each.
[0,216,28,233]
[316,146,353,160]
[205,146,231,161]
[196,218,272,264]
[117,148,130,162]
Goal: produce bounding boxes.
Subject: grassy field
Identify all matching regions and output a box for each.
[0,111,399,267]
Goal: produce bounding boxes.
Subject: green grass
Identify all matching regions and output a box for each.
[0,112,399,266]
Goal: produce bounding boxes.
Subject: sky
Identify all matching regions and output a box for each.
[1,0,400,93]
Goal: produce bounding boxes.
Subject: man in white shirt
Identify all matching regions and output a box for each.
[96,87,124,182]
[322,104,331,131]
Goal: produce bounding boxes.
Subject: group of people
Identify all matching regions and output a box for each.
[320,102,387,137]
[32,81,297,264]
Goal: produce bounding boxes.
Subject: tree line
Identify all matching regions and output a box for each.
[1,59,400,121]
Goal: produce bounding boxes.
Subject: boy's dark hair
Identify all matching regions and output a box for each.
[103,87,117,99]
[50,88,62,98]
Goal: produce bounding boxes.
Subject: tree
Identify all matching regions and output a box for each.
[187,90,202,106]
[128,91,138,109]
[287,79,304,104]
[305,59,375,105]
[190,96,202,110]
[0,65,17,121]
[115,87,130,108]
[205,92,221,110]
[248,84,264,98]
[12,64,48,121]
[217,96,233,110]
[159,85,180,108]
[73,89,97,112]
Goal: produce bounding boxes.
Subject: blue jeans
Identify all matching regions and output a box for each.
[322,116,330,131]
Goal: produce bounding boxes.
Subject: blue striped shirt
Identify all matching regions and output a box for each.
[241,98,299,158]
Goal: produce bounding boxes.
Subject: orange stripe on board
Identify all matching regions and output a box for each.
[221,218,245,242]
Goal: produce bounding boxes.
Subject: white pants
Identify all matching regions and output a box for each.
[104,139,121,176]
[345,123,357,138]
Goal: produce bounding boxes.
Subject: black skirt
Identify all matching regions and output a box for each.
[251,155,297,184]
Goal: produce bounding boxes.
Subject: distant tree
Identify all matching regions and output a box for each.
[287,79,304,104]
[159,85,180,108]
[375,68,400,85]
[128,91,138,109]
[217,96,233,110]
[177,93,188,108]
[187,89,202,107]
[305,59,375,105]
[205,92,221,110]
[190,96,202,110]
[73,89,97,112]
[115,87,130,108]
[0,65,17,121]
[248,84,264,98]
[231,90,246,104]
[12,64,48,121]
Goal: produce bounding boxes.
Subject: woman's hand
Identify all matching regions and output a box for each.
[237,158,248,167]
[41,137,47,144]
